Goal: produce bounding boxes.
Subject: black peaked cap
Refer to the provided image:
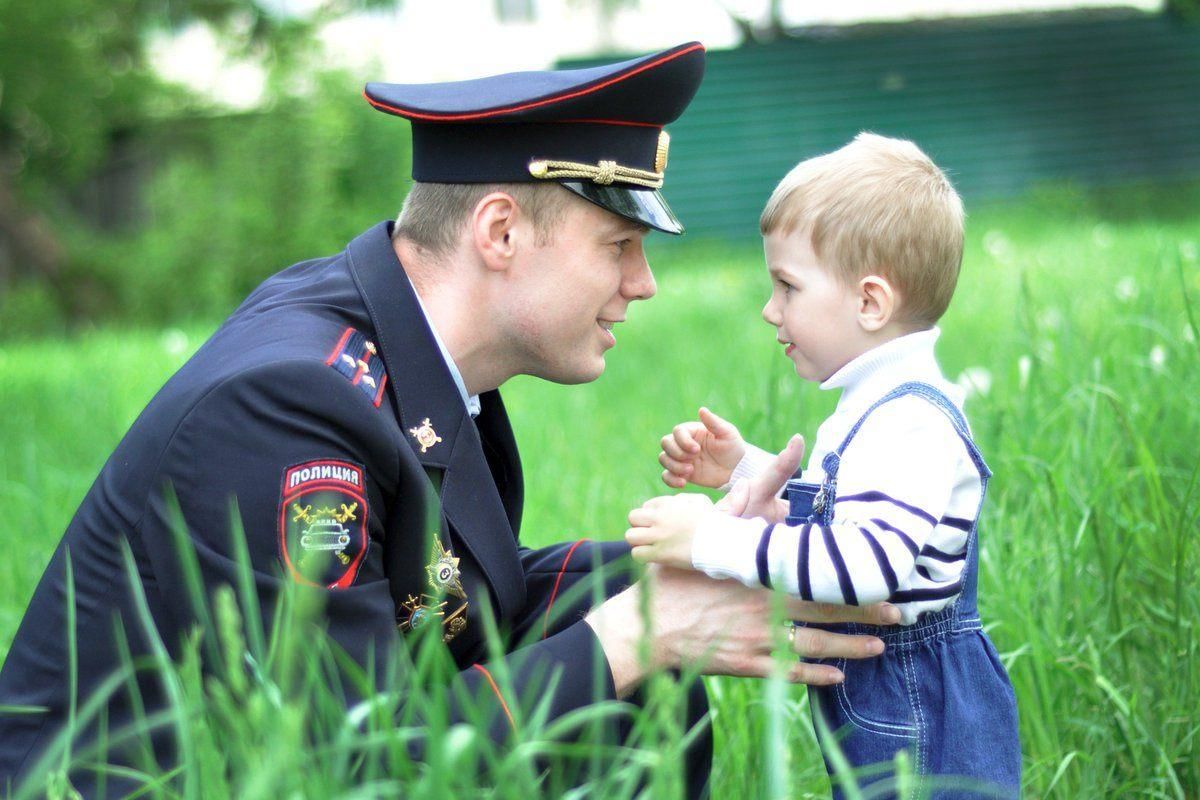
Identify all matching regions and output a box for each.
[364,42,706,234]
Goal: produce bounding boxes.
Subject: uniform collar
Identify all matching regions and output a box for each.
[405,274,481,418]
[343,221,525,616]
[820,327,959,415]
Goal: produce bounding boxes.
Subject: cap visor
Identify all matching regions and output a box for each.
[559,182,684,235]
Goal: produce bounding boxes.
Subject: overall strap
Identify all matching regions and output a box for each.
[822,381,990,481]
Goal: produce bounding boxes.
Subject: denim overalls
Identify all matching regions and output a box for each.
[785,382,1021,799]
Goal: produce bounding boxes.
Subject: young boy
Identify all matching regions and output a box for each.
[626,133,1021,797]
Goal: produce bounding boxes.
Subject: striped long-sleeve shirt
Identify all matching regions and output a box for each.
[692,328,984,625]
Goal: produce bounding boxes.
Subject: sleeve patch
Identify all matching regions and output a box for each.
[278,459,369,589]
[326,327,388,408]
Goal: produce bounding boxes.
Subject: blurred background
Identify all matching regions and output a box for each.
[3,3,1200,796]
[0,0,1197,337]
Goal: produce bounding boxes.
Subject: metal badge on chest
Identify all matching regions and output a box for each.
[397,533,468,643]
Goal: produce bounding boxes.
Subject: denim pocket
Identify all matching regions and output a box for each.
[819,654,919,738]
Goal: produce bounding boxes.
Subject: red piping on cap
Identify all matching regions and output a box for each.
[363,42,705,122]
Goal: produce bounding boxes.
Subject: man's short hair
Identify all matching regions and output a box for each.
[393,182,569,258]
[759,132,965,326]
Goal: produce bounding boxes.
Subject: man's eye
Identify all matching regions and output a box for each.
[612,239,630,252]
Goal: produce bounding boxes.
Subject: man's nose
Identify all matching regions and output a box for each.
[623,253,657,301]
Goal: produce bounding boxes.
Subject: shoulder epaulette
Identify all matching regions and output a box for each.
[325,327,388,408]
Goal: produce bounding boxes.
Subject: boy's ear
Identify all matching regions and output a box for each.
[857,274,896,332]
[472,192,519,272]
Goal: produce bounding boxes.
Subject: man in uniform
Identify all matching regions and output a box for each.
[0,42,898,797]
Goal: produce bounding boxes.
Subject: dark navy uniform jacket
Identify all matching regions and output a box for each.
[0,222,637,794]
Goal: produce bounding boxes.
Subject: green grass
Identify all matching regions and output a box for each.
[2,183,1198,797]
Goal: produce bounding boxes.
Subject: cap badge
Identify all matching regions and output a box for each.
[655,130,670,174]
[409,418,442,453]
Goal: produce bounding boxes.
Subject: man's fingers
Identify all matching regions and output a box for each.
[785,598,903,627]
[698,407,737,439]
[787,625,885,660]
[788,661,846,686]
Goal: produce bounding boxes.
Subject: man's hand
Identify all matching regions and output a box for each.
[658,407,746,489]
[625,493,715,569]
[716,434,806,523]
[585,565,899,698]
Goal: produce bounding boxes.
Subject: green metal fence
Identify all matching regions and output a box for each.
[566,11,1200,240]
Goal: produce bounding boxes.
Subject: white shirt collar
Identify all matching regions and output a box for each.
[406,276,481,419]
[819,327,961,415]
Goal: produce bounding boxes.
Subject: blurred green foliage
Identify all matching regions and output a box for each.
[65,72,411,330]
[0,0,406,339]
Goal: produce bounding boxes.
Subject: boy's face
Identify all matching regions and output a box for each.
[761,229,868,382]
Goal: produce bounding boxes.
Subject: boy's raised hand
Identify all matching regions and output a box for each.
[659,407,746,489]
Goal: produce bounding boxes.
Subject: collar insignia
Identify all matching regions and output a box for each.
[409,418,442,453]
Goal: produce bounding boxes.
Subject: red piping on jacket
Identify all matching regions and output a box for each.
[542,538,588,640]
[472,664,516,731]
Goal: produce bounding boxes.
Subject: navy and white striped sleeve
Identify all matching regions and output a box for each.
[691,397,967,606]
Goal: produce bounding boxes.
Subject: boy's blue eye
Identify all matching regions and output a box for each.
[778,279,794,293]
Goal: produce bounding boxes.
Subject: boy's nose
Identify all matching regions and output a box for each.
[761,298,780,326]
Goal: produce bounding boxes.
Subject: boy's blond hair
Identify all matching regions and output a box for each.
[760,133,964,326]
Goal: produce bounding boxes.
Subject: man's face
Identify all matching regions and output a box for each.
[761,229,865,383]
[508,195,655,384]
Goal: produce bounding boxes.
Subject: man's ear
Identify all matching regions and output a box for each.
[472,192,519,272]
[857,274,897,332]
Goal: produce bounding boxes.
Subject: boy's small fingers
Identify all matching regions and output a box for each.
[627,508,655,526]
[659,452,692,474]
[661,438,689,461]
[630,545,653,562]
[625,527,651,546]
[699,407,736,438]
[661,470,686,489]
[673,424,701,453]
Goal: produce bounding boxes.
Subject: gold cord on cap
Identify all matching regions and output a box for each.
[528,158,664,189]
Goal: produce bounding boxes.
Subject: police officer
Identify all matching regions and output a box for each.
[0,42,897,797]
